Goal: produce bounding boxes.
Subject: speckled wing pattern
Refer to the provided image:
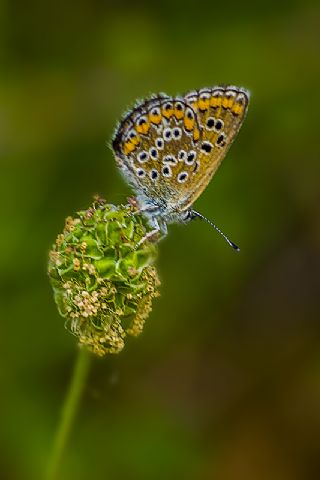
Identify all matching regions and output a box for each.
[112,86,249,215]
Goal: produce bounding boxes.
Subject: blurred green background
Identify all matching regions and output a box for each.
[1,0,320,479]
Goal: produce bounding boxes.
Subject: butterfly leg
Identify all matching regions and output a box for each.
[135,218,167,249]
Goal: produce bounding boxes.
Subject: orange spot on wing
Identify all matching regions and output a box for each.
[123,141,136,155]
[184,115,195,131]
[210,96,222,108]
[193,127,200,142]
[232,103,244,115]
[136,122,150,135]
[149,113,161,124]
[198,98,210,111]
[162,107,174,119]
[174,106,184,120]
[222,96,234,109]
[130,135,140,146]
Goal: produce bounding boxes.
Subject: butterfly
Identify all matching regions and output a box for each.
[112,85,249,250]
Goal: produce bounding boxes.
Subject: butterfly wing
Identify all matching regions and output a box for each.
[112,95,203,207]
[112,85,249,214]
[181,86,250,209]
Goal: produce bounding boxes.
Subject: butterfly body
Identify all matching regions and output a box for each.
[112,86,249,239]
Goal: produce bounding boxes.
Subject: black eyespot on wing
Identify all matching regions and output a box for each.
[164,128,172,140]
[151,169,158,180]
[150,148,158,158]
[173,128,181,138]
[206,118,215,128]
[137,168,145,177]
[139,151,148,161]
[186,151,196,164]
[156,138,164,148]
[178,150,187,161]
[201,142,213,153]
[178,172,188,183]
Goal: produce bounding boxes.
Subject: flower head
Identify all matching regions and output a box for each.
[48,197,160,356]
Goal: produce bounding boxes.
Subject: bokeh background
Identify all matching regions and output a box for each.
[1,0,320,479]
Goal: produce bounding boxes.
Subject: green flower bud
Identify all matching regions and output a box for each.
[48,197,160,356]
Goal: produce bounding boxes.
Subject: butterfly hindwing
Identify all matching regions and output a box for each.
[112,95,203,205]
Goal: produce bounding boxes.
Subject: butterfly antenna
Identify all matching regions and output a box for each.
[191,210,240,252]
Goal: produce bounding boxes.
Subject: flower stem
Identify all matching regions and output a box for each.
[46,347,91,480]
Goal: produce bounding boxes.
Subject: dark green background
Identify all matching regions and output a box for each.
[1,1,320,479]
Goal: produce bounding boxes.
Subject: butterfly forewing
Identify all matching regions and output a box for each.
[181,86,249,209]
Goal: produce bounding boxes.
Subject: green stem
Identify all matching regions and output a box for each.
[46,347,91,480]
